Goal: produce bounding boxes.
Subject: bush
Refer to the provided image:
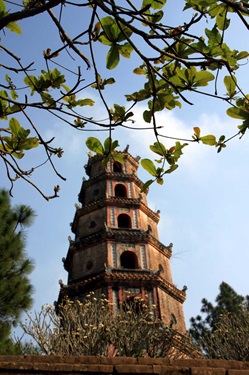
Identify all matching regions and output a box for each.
[203,307,249,361]
[21,293,195,357]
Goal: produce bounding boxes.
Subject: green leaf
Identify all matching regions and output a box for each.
[10,90,18,100]
[110,104,126,122]
[143,110,152,123]
[61,84,71,93]
[205,26,222,48]
[9,117,21,136]
[86,137,104,155]
[165,164,178,174]
[100,16,119,42]
[200,135,217,146]
[173,142,188,161]
[141,179,154,193]
[24,75,37,95]
[11,151,24,159]
[226,107,248,120]
[238,119,249,135]
[224,75,237,97]
[145,10,164,23]
[118,43,133,58]
[142,0,167,10]
[116,24,133,42]
[214,4,230,31]
[141,159,157,177]
[236,51,249,60]
[150,142,167,156]
[6,21,22,34]
[170,66,214,89]
[76,99,95,106]
[113,104,125,116]
[20,137,39,150]
[103,78,115,85]
[98,34,113,46]
[133,67,147,75]
[0,0,6,13]
[112,153,125,163]
[104,137,112,153]
[111,140,119,150]
[193,70,214,87]
[106,45,120,70]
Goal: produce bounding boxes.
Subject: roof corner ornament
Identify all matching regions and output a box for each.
[168,242,173,251]
[68,236,74,245]
[87,151,94,158]
[58,279,64,288]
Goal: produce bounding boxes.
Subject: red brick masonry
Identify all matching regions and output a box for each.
[1,356,249,375]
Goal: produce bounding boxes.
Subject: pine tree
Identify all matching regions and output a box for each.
[189,282,249,356]
[0,189,35,354]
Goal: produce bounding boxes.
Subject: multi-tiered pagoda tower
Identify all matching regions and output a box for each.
[59,149,187,334]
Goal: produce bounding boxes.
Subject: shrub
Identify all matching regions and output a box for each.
[203,307,249,361]
[21,293,195,357]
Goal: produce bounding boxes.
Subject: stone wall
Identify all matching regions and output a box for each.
[1,356,249,375]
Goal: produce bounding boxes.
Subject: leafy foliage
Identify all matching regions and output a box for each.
[1,0,249,197]
[21,293,196,357]
[204,308,249,361]
[189,282,249,357]
[86,137,126,165]
[0,189,35,354]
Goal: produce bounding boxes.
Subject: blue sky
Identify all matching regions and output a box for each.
[1,0,249,337]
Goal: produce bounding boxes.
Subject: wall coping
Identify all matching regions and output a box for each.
[1,356,249,375]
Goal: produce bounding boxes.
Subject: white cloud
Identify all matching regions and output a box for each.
[124,106,225,176]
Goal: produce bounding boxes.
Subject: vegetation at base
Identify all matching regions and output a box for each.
[203,308,249,361]
[189,281,249,360]
[1,1,249,198]
[21,293,197,357]
[0,189,35,354]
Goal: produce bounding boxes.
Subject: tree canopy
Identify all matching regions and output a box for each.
[1,0,249,198]
[189,281,249,357]
[0,189,35,354]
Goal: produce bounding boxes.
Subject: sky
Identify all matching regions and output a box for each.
[1,0,249,339]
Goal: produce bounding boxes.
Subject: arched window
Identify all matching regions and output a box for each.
[118,214,131,228]
[120,251,139,269]
[170,314,177,328]
[113,161,122,173]
[115,184,127,197]
[89,221,96,228]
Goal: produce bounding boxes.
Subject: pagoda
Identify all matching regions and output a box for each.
[59,149,187,334]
